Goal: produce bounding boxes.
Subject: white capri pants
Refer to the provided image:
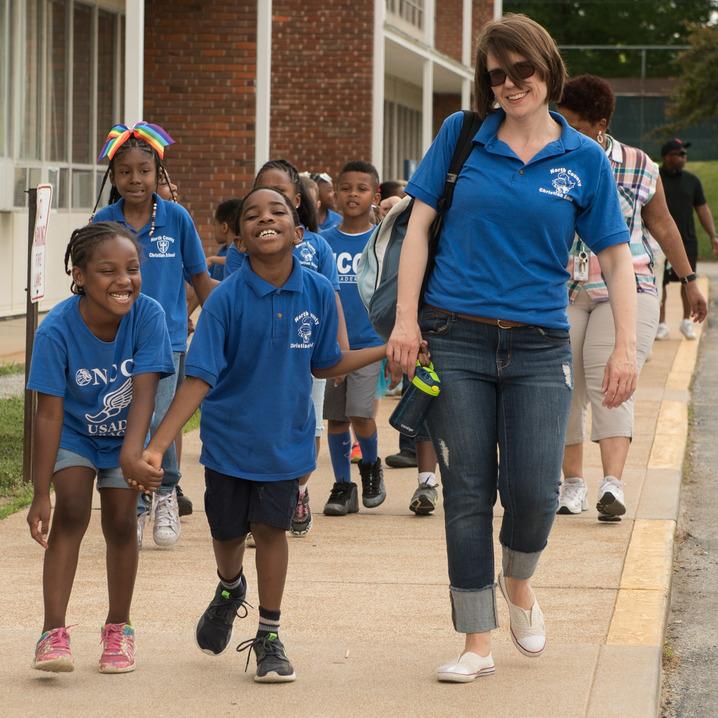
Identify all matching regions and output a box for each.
[311,377,327,438]
[565,288,659,444]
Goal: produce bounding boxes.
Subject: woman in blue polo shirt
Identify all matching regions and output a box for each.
[387,14,638,683]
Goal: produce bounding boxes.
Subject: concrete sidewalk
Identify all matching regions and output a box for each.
[0,279,707,718]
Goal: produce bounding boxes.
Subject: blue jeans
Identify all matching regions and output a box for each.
[420,308,573,633]
[138,351,183,514]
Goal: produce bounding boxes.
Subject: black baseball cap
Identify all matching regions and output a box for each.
[661,138,692,156]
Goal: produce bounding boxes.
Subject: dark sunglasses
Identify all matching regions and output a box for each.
[486,61,536,87]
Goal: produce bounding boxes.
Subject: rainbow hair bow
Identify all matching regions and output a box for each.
[97,121,174,162]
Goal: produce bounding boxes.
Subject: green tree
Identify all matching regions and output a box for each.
[503,1,718,77]
[665,24,718,126]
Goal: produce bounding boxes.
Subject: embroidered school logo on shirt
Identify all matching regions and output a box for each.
[539,168,582,202]
[149,234,176,258]
[75,368,93,386]
[298,242,317,267]
[291,310,319,349]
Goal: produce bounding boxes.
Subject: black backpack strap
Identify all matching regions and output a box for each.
[437,110,483,214]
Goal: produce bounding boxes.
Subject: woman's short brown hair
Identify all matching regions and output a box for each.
[474,13,566,119]
[559,75,616,126]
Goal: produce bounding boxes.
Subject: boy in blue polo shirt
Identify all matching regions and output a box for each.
[207,199,241,281]
[131,187,385,682]
[321,161,385,516]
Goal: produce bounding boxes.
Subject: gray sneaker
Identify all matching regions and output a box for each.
[237,632,296,683]
[195,577,249,655]
[409,482,438,515]
[323,482,359,516]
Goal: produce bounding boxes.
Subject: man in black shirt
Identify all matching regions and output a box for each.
[657,139,717,340]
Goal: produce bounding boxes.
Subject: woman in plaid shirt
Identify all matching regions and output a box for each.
[556,74,707,521]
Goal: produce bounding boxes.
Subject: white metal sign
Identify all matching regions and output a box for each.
[31,184,53,303]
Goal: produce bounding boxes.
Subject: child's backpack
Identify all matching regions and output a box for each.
[357,110,482,341]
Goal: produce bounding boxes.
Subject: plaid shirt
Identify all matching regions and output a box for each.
[568,135,658,302]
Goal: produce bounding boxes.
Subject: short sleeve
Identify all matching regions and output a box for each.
[224,244,244,277]
[693,176,706,207]
[184,305,228,387]
[27,331,67,397]
[642,155,659,206]
[311,284,342,370]
[404,112,463,210]
[132,299,175,377]
[317,238,340,290]
[178,206,208,276]
[576,151,630,254]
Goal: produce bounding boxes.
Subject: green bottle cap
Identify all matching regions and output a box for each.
[411,361,441,396]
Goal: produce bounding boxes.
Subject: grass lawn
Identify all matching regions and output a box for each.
[0,362,24,376]
[0,397,32,520]
[689,160,718,261]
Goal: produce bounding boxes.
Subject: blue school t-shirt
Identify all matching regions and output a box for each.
[321,225,383,349]
[209,244,229,281]
[27,294,175,469]
[224,230,340,290]
[185,257,342,481]
[319,208,342,232]
[93,194,207,350]
[405,110,630,330]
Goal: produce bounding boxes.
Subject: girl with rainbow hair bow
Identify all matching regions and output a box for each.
[92,121,215,550]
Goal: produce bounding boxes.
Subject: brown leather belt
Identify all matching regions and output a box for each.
[424,305,527,329]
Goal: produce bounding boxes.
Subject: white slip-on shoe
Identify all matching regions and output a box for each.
[680,319,696,340]
[557,477,588,515]
[498,573,546,658]
[596,475,626,522]
[655,322,670,340]
[436,651,495,683]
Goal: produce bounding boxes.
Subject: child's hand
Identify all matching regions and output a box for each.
[27,494,51,549]
[122,454,164,492]
[206,255,218,267]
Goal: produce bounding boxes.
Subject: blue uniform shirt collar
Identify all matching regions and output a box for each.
[239,254,304,297]
[475,109,582,159]
[102,192,167,228]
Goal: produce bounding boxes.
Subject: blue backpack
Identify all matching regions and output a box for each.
[357,110,482,340]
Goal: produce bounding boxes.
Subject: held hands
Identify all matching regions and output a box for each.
[27,494,51,549]
[602,345,638,409]
[686,282,708,323]
[121,448,164,492]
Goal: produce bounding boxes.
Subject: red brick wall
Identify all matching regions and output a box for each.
[434,0,463,62]
[472,0,494,64]
[433,93,462,136]
[144,0,257,248]
[270,1,374,181]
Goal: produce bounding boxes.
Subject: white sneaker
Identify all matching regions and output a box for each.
[679,319,696,340]
[245,532,256,548]
[557,477,588,515]
[655,322,670,340]
[497,573,546,658]
[436,651,495,683]
[153,490,181,547]
[596,476,626,522]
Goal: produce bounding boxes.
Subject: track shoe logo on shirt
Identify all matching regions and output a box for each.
[85,377,133,424]
[149,234,176,258]
[77,360,135,436]
[539,168,582,202]
[291,310,319,349]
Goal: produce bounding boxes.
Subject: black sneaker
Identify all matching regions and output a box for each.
[236,632,296,683]
[176,484,193,516]
[290,488,313,536]
[323,482,359,516]
[359,459,386,508]
[385,450,418,469]
[195,576,249,655]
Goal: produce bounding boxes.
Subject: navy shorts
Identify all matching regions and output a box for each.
[204,468,298,541]
[663,242,698,284]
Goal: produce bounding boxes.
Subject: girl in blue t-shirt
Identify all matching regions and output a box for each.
[91,123,214,549]
[26,222,174,675]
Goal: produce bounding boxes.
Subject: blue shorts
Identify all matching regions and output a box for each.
[204,467,298,541]
[53,448,129,490]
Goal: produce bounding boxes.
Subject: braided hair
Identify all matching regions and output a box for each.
[254,159,318,233]
[64,222,139,295]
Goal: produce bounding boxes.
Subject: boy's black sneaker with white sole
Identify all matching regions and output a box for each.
[237,632,296,683]
[323,482,359,516]
[196,575,249,655]
[359,458,386,508]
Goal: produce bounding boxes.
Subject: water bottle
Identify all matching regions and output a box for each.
[389,362,441,438]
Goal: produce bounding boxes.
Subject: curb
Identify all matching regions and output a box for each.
[586,276,709,718]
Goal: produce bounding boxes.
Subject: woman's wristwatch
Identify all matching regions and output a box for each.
[680,273,697,285]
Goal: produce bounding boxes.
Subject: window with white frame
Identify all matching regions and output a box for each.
[5,0,124,210]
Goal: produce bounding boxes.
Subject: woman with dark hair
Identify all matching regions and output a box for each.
[388,16,638,682]
[555,75,707,521]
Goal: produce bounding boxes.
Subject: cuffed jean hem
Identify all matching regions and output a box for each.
[450,584,499,633]
[502,544,543,581]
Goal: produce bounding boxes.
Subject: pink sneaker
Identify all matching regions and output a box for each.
[99,623,136,674]
[33,626,74,672]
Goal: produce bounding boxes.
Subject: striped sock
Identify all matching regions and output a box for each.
[258,606,281,637]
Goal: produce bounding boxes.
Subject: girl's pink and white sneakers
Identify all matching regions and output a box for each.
[32,626,74,672]
[99,623,136,674]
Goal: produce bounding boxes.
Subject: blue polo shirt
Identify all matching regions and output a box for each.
[406,110,630,329]
[93,194,207,350]
[185,256,342,481]
[321,225,383,349]
[224,229,340,290]
[27,294,174,468]
[209,244,229,281]
[319,208,342,232]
